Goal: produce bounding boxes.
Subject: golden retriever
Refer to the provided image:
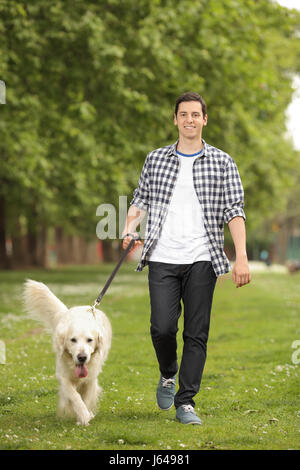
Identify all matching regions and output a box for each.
[23,280,112,426]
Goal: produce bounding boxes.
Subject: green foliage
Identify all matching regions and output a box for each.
[0,0,299,240]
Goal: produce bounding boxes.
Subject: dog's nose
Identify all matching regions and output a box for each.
[77,354,87,364]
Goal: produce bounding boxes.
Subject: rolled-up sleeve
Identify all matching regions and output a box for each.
[223,158,246,224]
[130,154,150,211]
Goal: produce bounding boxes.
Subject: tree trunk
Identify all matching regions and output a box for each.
[37,224,48,268]
[101,240,120,262]
[0,194,10,269]
[11,217,28,267]
[55,226,65,264]
[26,205,39,266]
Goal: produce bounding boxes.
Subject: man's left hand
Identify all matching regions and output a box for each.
[232,256,251,288]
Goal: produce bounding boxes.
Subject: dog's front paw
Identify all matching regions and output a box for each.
[76,419,90,426]
[77,421,89,426]
[76,411,92,426]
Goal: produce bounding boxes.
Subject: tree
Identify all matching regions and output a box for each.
[0,0,299,267]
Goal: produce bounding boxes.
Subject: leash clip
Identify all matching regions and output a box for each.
[89,300,99,318]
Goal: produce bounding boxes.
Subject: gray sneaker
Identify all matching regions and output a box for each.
[176,405,202,425]
[156,374,176,410]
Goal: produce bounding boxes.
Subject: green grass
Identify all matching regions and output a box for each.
[0,264,299,450]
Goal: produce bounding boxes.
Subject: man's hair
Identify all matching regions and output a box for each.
[174,92,207,117]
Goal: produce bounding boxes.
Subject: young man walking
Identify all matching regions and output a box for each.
[122,92,251,425]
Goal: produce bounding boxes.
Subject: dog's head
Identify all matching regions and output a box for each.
[54,307,103,378]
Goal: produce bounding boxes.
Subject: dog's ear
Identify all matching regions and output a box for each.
[95,332,103,352]
[54,322,68,356]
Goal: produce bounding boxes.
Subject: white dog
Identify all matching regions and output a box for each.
[23,279,112,426]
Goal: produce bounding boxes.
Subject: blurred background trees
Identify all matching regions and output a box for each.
[1,0,299,268]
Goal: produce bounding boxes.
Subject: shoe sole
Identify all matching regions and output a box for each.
[176,418,202,425]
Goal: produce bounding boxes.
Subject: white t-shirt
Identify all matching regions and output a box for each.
[149,149,211,264]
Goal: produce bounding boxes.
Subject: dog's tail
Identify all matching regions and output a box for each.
[23,279,68,331]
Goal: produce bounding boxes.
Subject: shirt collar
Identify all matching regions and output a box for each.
[167,139,209,158]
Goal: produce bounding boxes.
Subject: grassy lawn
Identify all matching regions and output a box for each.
[0,263,299,450]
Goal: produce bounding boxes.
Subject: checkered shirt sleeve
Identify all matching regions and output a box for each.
[130,154,150,212]
[223,157,245,224]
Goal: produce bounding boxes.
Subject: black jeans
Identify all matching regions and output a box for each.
[148,261,217,409]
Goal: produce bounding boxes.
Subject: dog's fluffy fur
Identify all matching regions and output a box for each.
[23,279,112,426]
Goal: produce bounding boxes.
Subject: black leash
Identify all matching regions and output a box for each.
[90,233,141,314]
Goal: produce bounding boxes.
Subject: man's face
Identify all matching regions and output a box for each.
[174,101,207,140]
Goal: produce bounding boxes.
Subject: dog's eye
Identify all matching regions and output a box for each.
[87,338,93,343]
[70,338,77,343]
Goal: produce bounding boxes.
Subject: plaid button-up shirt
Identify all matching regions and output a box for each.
[130,139,246,277]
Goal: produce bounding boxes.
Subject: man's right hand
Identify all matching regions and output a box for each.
[122,233,143,251]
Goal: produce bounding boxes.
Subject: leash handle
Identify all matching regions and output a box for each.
[91,234,141,310]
